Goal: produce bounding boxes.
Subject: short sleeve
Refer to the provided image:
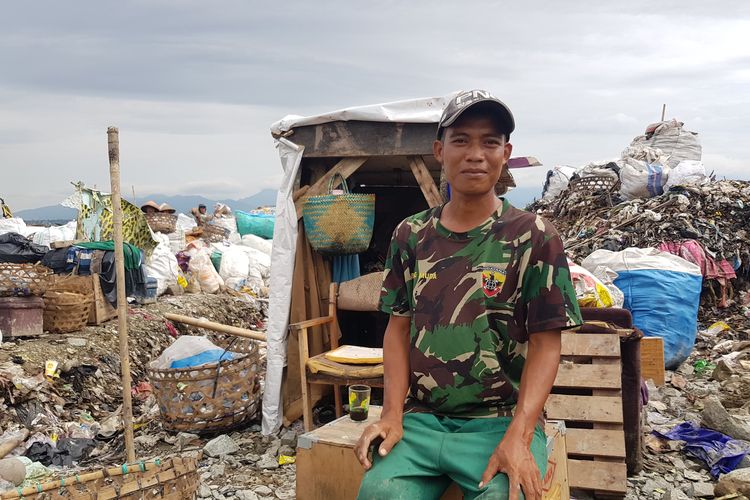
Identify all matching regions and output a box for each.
[379,223,413,317]
[521,220,583,334]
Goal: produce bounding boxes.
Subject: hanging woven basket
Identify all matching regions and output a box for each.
[302,173,375,255]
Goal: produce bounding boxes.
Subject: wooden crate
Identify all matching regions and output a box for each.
[296,406,461,500]
[297,407,570,500]
[549,333,627,497]
[640,337,665,386]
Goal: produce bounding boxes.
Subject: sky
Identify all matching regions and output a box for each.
[2,1,749,211]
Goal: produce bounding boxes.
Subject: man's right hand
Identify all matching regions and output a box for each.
[354,417,403,470]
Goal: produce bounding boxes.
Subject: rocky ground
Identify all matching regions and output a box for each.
[621,301,750,500]
[3,284,750,498]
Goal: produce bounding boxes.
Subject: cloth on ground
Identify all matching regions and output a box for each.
[98,251,147,305]
[75,241,142,270]
[333,254,361,283]
[653,421,750,478]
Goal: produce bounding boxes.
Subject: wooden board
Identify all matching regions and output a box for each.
[553,363,621,389]
[640,337,665,386]
[560,333,620,358]
[408,155,443,208]
[545,394,624,424]
[543,421,570,500]
[89,273,117,325]
[567,459,627,494]
[281,121,438,158]
[565,429,626,459]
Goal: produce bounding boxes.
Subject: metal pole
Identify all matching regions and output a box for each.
[107,126,136,463]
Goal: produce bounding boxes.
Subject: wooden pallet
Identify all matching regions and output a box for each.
[548,332,627,497]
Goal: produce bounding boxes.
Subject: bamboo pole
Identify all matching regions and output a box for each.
[164,312,267,342]
[107,126,136,463]
[0,460,160,498]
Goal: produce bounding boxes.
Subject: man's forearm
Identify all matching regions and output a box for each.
[381,315,411,421]
[506,330,562,443]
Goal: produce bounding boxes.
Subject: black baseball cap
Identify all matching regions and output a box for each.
[437,90,515,139]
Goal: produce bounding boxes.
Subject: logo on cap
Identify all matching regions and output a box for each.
[454,90,495,109]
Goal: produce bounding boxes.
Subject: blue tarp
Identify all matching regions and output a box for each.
[615,269,702,368]
[654,422,750,478]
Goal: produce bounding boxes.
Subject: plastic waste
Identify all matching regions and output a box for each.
[236,210,275,239]
[653,422,750,478]
[152,336,236,370]
[582,248,702,369]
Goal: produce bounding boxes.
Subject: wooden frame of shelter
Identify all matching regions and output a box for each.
[277,120,446,425]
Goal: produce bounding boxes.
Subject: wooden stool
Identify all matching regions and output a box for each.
[296,407,569,500]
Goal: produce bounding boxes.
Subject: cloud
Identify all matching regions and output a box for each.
[1,1,749,211]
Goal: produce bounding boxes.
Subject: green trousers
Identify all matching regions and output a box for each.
[357,413,547,500]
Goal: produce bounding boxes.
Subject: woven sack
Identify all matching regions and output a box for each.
[302,173,375,255]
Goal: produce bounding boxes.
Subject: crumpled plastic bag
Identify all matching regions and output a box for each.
[653,421,750,478]
[568,260,619,308]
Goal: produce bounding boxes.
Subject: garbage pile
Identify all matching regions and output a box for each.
[531,118,750,309]
[534,179,750,275]
[0,293,267,493]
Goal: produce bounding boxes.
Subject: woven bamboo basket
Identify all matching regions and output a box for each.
[0,457,199,500]
[0,263,53,297]
[200,223,228,243]
[145,213,178,234]
[147,336,261,433]
[43,291,92,333]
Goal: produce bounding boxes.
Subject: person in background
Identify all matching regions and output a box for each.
[192,204,211,226]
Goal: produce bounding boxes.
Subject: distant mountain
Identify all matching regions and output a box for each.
[14,205,77,221]
[15,189,278,221]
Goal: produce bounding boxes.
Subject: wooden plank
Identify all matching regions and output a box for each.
[565,429,626,458]
[543,421,570,500]
[545,395,623,424]
[640,337,665,386]
[567,459,627,494]
[408,155,443,208]
[553,363,621,389]
[301,406,382,448]
[295,157,368,219]
[560,333,620,358]
[281,121,438,158]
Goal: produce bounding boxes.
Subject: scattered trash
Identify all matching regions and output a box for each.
[653,422,750,478]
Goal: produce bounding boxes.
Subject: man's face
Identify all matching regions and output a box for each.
[199,207,206,214]
[433,115,512,197]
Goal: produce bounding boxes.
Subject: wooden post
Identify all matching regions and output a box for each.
[107,126,136,463]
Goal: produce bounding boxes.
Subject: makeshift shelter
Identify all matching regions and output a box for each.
[262,95,541,434]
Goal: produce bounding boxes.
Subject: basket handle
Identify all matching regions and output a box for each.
[327,173,350,194]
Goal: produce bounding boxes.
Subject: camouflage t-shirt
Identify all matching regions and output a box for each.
[380,199,582,417]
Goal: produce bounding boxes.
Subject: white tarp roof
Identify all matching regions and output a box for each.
[270,93,458,135]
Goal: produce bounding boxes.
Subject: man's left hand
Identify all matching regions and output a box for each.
[478,434,542,500]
